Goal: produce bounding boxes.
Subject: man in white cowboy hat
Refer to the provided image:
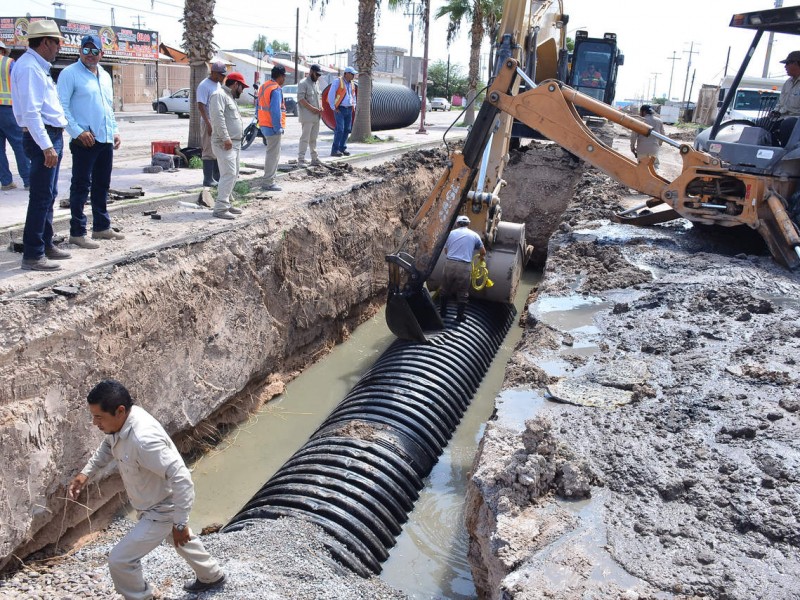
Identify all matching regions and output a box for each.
[11,19,70,271]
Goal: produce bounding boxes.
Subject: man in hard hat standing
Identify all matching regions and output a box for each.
[11,20,71,271]
[0,40,30,191]
[209,71,248,219]
[439,215,485,323]
[327,66,357,157]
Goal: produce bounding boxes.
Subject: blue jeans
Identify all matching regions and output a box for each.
[332,106,353,154]
[0,105,30,187]
[22,128,62,260]
[69,140,113,237]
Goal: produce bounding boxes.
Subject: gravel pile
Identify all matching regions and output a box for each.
[0,516,409,600]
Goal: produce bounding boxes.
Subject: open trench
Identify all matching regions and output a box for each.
[0,143,586,594]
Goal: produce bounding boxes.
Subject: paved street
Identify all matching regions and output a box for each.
[0,106,467,230]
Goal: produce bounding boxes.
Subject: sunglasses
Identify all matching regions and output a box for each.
[82,47,101,56]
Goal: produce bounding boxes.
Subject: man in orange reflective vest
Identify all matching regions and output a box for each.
[257,64,286,192]
[0,41,30,191]
[327,66,357,157]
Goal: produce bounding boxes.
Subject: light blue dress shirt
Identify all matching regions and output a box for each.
[10,48,67,150]
[57,59,118,143]
[327,77,356,109]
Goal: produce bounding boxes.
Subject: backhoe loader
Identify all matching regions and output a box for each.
[386,2,800,342]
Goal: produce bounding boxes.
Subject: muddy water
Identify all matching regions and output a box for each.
[381,270,541,599]
[188,270,540,597]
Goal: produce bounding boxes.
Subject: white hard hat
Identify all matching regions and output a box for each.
[456,215,470,225]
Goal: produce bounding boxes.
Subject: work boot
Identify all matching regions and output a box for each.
[456,303,467,323]
[183,574,226,593]
[21,256,61,271]
[202,160,216,187]
[45,246,71,260]
[69,235,100,249]
[93,228,125,240]
[439,298,448,318]
[213,210,236,220]
[228,206,243,214]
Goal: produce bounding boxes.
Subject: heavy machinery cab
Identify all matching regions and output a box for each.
[568,31,624,108]
[698,5,800,176]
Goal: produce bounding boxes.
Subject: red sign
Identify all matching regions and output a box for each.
[0,16,159,61]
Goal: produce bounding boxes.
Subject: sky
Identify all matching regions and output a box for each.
[5,0,795,101]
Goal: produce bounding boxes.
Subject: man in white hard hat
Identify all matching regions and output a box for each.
[11,19,71,271]
[439,214,485,323]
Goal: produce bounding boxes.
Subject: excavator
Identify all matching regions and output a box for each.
[386,1,800,342]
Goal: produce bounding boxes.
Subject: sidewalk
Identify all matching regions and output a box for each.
[0,110,466,232]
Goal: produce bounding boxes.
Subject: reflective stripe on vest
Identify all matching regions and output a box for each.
[333,77,348,109]
[0,57,12,106]
[257,80,286,129]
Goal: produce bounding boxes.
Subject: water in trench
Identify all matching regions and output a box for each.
[188,269,540,597]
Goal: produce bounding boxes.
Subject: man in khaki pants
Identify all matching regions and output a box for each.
[209,71,248,219]
[68,380,225,599]
[297,64,323,166]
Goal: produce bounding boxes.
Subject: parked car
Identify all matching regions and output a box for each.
[419,96,432,112]
[282,84,299,117]
[152,88,190,117]
[431,97,451,111]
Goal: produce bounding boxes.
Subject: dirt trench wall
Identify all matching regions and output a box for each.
[0,153,443,570]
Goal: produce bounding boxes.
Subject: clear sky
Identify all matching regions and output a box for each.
[7,0,795,102]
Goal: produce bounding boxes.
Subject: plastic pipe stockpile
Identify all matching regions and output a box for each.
[223,300,516,576]
[321,83,422,132]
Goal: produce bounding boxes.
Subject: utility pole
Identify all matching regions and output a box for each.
[681,41,699,110]
[404,3,422,90]
[110,7,115,26]
[651,72,661,101]
[763,0,784,76]
[132,15,146,29]
[446,53,450,98]
[666,51,680,100]
[294,7,299,84]
[417,0,430,134]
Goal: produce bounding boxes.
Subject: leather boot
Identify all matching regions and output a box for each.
[439,297,448,318]
[202,160,215,187]
[456,303,467,323]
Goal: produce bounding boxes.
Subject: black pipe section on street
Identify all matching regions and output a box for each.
[223,300,516,576]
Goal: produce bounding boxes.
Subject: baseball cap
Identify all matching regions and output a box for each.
[780,51,800,64]
[225,71,249,88]
[309,64,322,73]
[456,215,470,225]
[0,41,6,50]
[344,66,358,75]
[81,34,102,48]
[210,60,227,74]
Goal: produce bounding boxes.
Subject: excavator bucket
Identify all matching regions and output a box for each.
[385,288,443,343]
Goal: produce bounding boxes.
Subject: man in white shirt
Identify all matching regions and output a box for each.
[68,380,225,600]
[209,71,248,219]
[11,20,71,271]
[439,215,485,323]
[197,61,226,187]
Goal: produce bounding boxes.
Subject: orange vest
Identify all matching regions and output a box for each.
[257,80,286,128]
[0,56,12,106]
[333,77,349,109]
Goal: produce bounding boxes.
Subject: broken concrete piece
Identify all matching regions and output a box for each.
[52,286,80,298]
[545,379,634,408]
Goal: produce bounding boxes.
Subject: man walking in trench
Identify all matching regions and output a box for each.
[11,20,71,271]
[68,380,226,599]
[57,34,123,249]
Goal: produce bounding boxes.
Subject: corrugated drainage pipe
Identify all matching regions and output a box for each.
[321,83,421,132]
[223,300,516,576]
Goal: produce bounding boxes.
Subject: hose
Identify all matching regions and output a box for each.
[471,255,494,291]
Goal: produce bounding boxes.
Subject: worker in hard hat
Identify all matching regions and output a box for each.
[439,214,486,323]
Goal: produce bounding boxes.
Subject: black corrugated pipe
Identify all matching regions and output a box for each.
[223,300,516,576]
[321,83,422,132]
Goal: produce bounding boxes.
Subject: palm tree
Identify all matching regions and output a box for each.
[311,0,413,143]
[183,0,217,147]
[436,0,502,126]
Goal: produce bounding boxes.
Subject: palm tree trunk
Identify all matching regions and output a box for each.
[464,5,483,127]
[183,0,217,148]
[350,0,377,142]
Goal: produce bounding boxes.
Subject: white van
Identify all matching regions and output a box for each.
[717,75,783,121]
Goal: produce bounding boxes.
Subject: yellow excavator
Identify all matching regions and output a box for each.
[386,2,800,342]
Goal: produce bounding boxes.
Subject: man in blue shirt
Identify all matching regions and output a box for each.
[440,215,485,323]
[11,20,71,271]
[327,66,357,157]
[57,34,123,250]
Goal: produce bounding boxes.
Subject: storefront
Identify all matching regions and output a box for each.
[0,15,183,111]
